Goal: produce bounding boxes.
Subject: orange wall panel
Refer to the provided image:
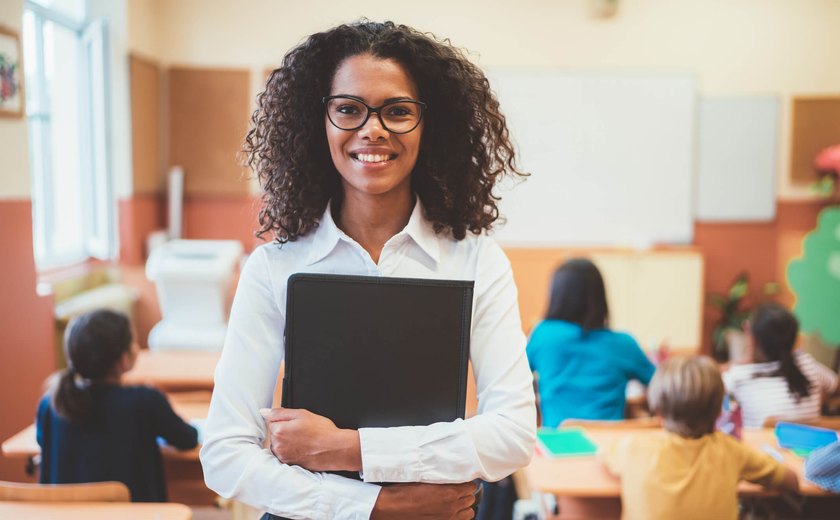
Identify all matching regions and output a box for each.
[118,194,164,266]
[0,200,55,480]
[182,195,264,252]
[692,200,824,354]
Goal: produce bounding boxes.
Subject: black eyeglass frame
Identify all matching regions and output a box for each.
[322,95,427,134]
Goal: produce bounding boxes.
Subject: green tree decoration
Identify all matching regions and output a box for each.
[787,206,840,347]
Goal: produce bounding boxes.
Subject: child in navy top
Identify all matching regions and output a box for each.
[36,309,198,502]
[527,258,655,427]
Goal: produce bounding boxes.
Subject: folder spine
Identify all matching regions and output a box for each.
[457,286,472,418]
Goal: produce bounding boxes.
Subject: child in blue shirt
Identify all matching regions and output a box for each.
[37,309,197,502]
[804,441,840,492]
[527,258,655,427]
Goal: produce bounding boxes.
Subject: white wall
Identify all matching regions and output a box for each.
[0,0,30,200]
[126,0,160,61]
[126,0,840,201]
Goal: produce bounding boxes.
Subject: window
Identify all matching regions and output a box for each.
[23,0,115,268]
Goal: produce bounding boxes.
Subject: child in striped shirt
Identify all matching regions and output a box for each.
[723,303,839,428]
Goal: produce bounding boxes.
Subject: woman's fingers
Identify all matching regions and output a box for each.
[259,407,301,422]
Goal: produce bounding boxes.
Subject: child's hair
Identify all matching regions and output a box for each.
[648,356,724,438]
[751,302,810,401]
[50,309,133,422]
[545,258,608,332]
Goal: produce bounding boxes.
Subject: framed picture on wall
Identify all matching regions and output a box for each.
[0,25,24,118]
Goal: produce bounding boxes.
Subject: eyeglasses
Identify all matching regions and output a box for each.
[323,95,426,134]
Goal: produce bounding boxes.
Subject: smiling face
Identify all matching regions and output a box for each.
[325,54,423,202]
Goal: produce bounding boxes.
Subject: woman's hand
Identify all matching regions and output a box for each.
[260,407,361,472]
[371,482,478,520]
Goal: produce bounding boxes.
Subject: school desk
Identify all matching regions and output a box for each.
[123,350,220,391]
[524,427,834,499]
[0,501,192,519]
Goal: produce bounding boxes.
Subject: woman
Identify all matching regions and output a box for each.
[199,21,536,520]
[526,258,655,427]
[723,302,839,428]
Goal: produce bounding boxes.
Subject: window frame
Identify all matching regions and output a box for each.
[24,0,115,270]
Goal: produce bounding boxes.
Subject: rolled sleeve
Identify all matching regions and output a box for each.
[319,474,382,519]
[200,247,381,519]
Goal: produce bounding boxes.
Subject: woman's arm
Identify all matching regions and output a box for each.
[200,248,381,519]
[355,241,537,483]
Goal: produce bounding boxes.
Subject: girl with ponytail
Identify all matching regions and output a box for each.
[723,303,839,428]
[36,309,198,502]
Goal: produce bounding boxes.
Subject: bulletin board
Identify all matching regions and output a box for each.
[129,54,161,194]
[790,96,840,184]
[486,70,696,247]
[168,67,251,195]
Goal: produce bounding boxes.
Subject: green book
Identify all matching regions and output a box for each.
[537,427,598,457]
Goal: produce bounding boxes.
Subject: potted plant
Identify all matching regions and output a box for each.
[708,272,779,362]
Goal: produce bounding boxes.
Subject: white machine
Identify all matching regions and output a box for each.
[146,239,243,351]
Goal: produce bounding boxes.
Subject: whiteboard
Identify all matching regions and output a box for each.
[695,97,779,222]
[486,70,696,247]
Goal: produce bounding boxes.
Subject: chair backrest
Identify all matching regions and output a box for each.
[0,480,130,502]
[560,417,663,429]
[762,416,840,430]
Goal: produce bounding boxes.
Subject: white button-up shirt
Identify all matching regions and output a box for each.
[200,201,536,519]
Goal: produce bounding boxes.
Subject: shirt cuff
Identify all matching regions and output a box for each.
[359,427,423,482]
[318,473,381,520]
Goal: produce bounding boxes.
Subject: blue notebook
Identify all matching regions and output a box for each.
[774,422,839,456]
[537,427,598,457]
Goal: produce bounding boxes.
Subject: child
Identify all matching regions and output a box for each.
[601,356,798,520]
[37,309,198,502]
[526,258,655,427]
[804,440,840,492]
[724,303,839,428]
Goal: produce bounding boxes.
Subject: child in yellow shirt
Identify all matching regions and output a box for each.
[601,356,798,520]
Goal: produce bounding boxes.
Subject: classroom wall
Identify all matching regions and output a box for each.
[121,0,837,353]
[0,0,56,481]
[129,0,840,200]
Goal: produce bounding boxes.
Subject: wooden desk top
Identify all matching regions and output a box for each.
[0,501,192,519]
[1,402,208,461]
[123,350,219,391]
[524,428,833,498]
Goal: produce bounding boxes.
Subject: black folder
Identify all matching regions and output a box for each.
[282,273,474,431]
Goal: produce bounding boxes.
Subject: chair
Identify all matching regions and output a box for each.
[762,416,840,430]
[0,480,130,502]
[560,416,663,429]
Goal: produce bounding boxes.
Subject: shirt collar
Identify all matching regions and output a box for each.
[305,198,441,266]
[402,198,440,265]
[304,202,342,266]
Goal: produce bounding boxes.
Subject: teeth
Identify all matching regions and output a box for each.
[356,154,390,163]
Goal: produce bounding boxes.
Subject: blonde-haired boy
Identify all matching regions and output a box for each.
[601,356,798,520]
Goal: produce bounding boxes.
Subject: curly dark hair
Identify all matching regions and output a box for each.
[246,20,526,242]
